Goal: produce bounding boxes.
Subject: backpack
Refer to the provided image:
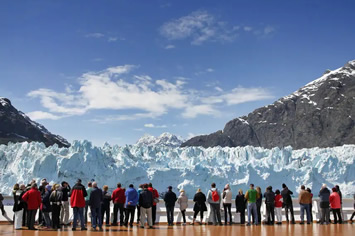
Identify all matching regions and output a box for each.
[212,190,220,202]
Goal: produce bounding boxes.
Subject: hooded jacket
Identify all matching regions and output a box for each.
[70,183,87,208]
[177,192,188,211]
[207,188,221,204]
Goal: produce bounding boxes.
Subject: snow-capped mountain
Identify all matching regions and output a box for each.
[0,140,354,197]
[136,132,184,147]
[0,97,70,147]
[182,60,355,149]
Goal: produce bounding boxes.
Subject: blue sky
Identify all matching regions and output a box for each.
[1,0,355,146]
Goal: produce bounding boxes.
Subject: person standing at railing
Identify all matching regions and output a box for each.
[22,183,42,230]
[235,189,246,224]
[306,188,313,223]
[207,183,223,226]
[139,183,154,229]
[274,190,283,225]
[60,181,71,226]
[349,194,355,223]
[335,185,344,221]
[148,183,159,225]
[264,186,275,225]
[89,182,103,231]
[70,179,88,231]
[136,184,143,224]
[281,183,295,224]
[124,184,138,227]
[245,183,259,226]
[101,185,111,226]
[298,185,312,224]
[50,184,63,230]
[164,186,177,226]
[111,183,126,226]
[13,184,25,230]
[318,184,330,225]
[41,185,52,229]
[177,189,188,225]
[84,182,93,225]
[191,189,207,225]
[255,186,262,224]
[330,187,342,224]
[222,184,233,225]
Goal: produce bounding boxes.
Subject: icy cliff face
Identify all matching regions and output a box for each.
[0,141,354,197]
[136,132,184,147]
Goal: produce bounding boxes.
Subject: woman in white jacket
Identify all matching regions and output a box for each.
[222,184,233,225]
[177,189,188,225]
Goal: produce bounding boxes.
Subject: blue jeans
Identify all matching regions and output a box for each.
[300,204,311,223]
[248,203,258,224]
[73,207,85,229]
[91,207,102,229]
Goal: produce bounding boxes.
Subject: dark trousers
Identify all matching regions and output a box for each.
[193,210,204,221]
[22,205,27,226]
[124,206,136,226]
[84,201,89,224]
[52,205,61,229]
[37,209,43,225]
[181,210,186,223]
[166,206,174,224]
[27,209,37,229]
[237,210,245,224]
[284,204,295,223]
[72,207,85,229]
[210,204,222,224]
[113,203,125,225]
[310,203,313,222]
[332,208,342,224]
[266,203,275,224]
[257,204,261,224]
[136,205,140,223]
[350,211,355,221]
[152,205,157,225]
[0,205,6,215]
[101,206,110,225]
[223,204,232,223]
[91,207,102,229]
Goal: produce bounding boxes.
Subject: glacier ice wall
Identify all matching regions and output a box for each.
[0,140,354,197]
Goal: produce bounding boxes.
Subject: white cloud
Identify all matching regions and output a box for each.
[85,33,105,38]
[160,10,238,45]
[264,26,275,35]
[243,26,253,32]
[144,123,167,128]
[165,44,175,49]
[28,65,274,121]
[26,111,62,120]
[108,37,118,42]
[206,68,214,72]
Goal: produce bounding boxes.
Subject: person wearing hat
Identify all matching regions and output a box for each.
[22,183,42,230]
[177,189,188,225]
[50,184,63,230]
[281,183,295,224]
[70,179,88,231]
[41,185,52,229]
[60,181,71,226]
[164,186,177,226]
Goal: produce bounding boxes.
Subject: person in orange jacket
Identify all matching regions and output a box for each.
[329,187,342,224]
[22,183,41,230]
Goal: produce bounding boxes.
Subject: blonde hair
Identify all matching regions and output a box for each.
[196,188,201,193]
[13,183,19,191]
[103,185,109,191]
[256,186,262,194]
[238,189,243,195]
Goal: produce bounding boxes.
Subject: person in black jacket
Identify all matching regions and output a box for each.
[42,185,52,229]
[89,182,103,231]
[349,194,355,223]
[38,178,48,226]
[281,183,295,224]
[60,181,71,226]
[50,184,63,230]
[101,185,111,226]
[163,186,177,226]
[264,186,275,225]
[191,189,207,225]
[318,184,330,225]
[235,189,246,224]
[255,186,262,224]
[13,184,25,229]
[138,184,154,228]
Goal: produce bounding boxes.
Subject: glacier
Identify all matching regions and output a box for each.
[0,140,354,198]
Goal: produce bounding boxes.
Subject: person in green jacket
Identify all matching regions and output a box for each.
[84,182,93,225]
[245,184,260,226]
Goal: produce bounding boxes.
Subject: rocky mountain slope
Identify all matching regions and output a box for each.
[0,98,70,147]
[181,60,355,149]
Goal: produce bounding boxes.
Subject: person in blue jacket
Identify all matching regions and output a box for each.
[124,184,139,227]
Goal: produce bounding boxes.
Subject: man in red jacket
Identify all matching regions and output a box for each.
[148,183,159,225]
[70,179,88,231]
[22,183,41,230]
[111,183,126,226]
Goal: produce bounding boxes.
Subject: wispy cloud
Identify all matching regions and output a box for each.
[144,123,167,128]
[160,10,238,45]
[27,65,274,121]
[26,111,63,120]
[165,44,175,49]
[108,37,118,42]
[85,33,105,38]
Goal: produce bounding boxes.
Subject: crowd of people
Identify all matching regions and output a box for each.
[1,178,354,231]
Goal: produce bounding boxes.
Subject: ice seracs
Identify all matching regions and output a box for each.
[135,132,184,147]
